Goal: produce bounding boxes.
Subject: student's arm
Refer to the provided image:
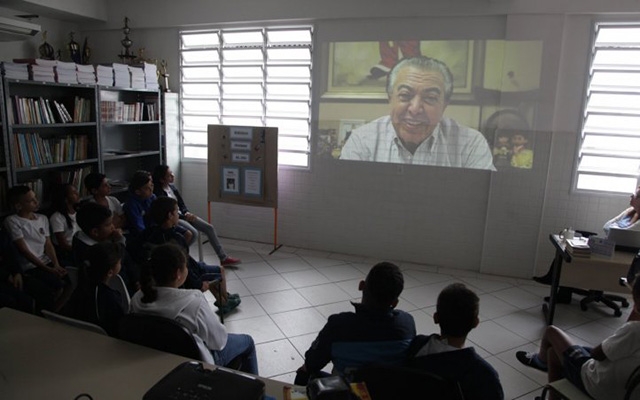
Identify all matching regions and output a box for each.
[12,237,56,273]
[54,232,72,251]
[590,344,607,361]
[44,237,66,276]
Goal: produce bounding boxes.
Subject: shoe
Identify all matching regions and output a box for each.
[516,351,548,372]
[215,296,241,315]
[533,272,552,285]
[221,256,241,266]
[227,292,240,300]
[368,65,389,80]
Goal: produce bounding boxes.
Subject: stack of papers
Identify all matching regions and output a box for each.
[76,64,96,84]
[1,62,29,79]
[129,66,145,89]
[566,238,591,258]
[56,61,78,84]
[112,63,130,88]
[142,62,159,90]
[30,59,57,82]
[96,65,114,86]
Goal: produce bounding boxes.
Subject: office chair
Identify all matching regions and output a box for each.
[570,230,629,317]
[41,309,108,336]
[349,364,464,400]
[118,313,203,360]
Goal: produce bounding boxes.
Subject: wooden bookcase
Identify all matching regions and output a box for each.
[0,79,10,214]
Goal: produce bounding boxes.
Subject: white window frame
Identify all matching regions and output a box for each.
[179,26,313,168]
[575,22,640,194]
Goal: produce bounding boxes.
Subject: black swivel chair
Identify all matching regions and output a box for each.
[349,364,464,400]
[118,313,203,360]
[570,230,630,317]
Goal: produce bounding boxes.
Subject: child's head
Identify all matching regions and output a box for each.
[496,133,510,147]
[511,132,529,148]
[360,261,404,309]
[140,243,188,303]
[87,241,123,284]
[129,170,154,199]
[51,183,79,211]
[84,173,110,197]
[7,185,38,214]
[148,196,179,226]
[435,283,479,338]
[76,202,115,241]
[152,165,174,187]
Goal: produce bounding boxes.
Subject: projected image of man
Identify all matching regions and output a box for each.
[340,56,495,170]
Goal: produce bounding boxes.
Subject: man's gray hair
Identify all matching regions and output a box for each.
[386,56,454,102]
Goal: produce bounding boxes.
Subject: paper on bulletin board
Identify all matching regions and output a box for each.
[230,126,253,141]
[244,168,262,197]
[221,166,240,194]
[232,153,250,163]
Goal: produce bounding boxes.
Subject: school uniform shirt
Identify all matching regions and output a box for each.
[49,211,80,246]
[3,214,51,272]
[582,321,640,400]
[130,287,227,364]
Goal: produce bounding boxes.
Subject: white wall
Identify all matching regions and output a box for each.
[2,0,638,278]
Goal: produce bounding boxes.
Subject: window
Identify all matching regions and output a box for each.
[179,27,313,167]
[577,23,640,194]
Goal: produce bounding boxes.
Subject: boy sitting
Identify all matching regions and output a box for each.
[407,283,503,400]
[295,262,416,385]
[516,276,640,400]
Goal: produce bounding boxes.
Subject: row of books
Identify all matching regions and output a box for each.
[100,101,158,122]
[19,166,93,201]
[0,60,161,90]
[12,133,89,168]
[9,96,90,125]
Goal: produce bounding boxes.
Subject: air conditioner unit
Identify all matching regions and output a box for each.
[0,15,40,41]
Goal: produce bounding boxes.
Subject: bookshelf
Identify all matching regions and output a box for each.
[0,78,9,214]
[2,78,99,204]
[98,87,162,194]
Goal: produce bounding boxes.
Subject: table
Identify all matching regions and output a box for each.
[0,308,298,400]
[543,234,634,325]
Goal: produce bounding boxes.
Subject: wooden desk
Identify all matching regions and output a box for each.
[0,308,296,400]
[543,234,634,325]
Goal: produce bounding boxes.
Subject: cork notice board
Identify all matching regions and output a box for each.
[207,125,278,208]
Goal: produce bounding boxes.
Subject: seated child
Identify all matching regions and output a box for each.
[3,185,72,312]
[295,262,416,385]
[140,196,240,315]
[73,202,138,294]
[48,183,81,267]
[0,226,34,313]
[63,241,126,337]
[516,276,640,400]
[83,172,127,229]
[130,243,258,374]
[407,283,504,400]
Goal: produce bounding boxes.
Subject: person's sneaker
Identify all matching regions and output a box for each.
[516,351,548,372]
[221,256,241,266]
[227,292,240,300]
[215,296,241,315]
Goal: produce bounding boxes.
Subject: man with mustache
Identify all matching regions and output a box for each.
[340,56,495,170]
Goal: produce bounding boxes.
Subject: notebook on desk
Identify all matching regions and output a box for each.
[606,228,640,252]
[144,361,265,400]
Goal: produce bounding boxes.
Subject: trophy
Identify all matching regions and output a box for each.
[118,17,136,64]
[38,31,55,60]
[68,32,82,63]
[159,59,171,92]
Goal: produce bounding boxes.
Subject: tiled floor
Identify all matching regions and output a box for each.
[196,238,632,400]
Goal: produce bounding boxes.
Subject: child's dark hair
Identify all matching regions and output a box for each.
[364,262,404,306]
[152,165,170,186]
[50,183,76,229]
[148,196,177,226]
[140,243,187,303]
[7,185,32,210]
[84,172,107,193]
[77,202,112,234]
[87,241,123,285]
[129,170,152,192]
[436,283,479,337]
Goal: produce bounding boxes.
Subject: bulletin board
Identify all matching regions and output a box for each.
[207,125,278,208]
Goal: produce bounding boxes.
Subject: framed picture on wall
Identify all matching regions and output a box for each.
[323,40,475,99]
